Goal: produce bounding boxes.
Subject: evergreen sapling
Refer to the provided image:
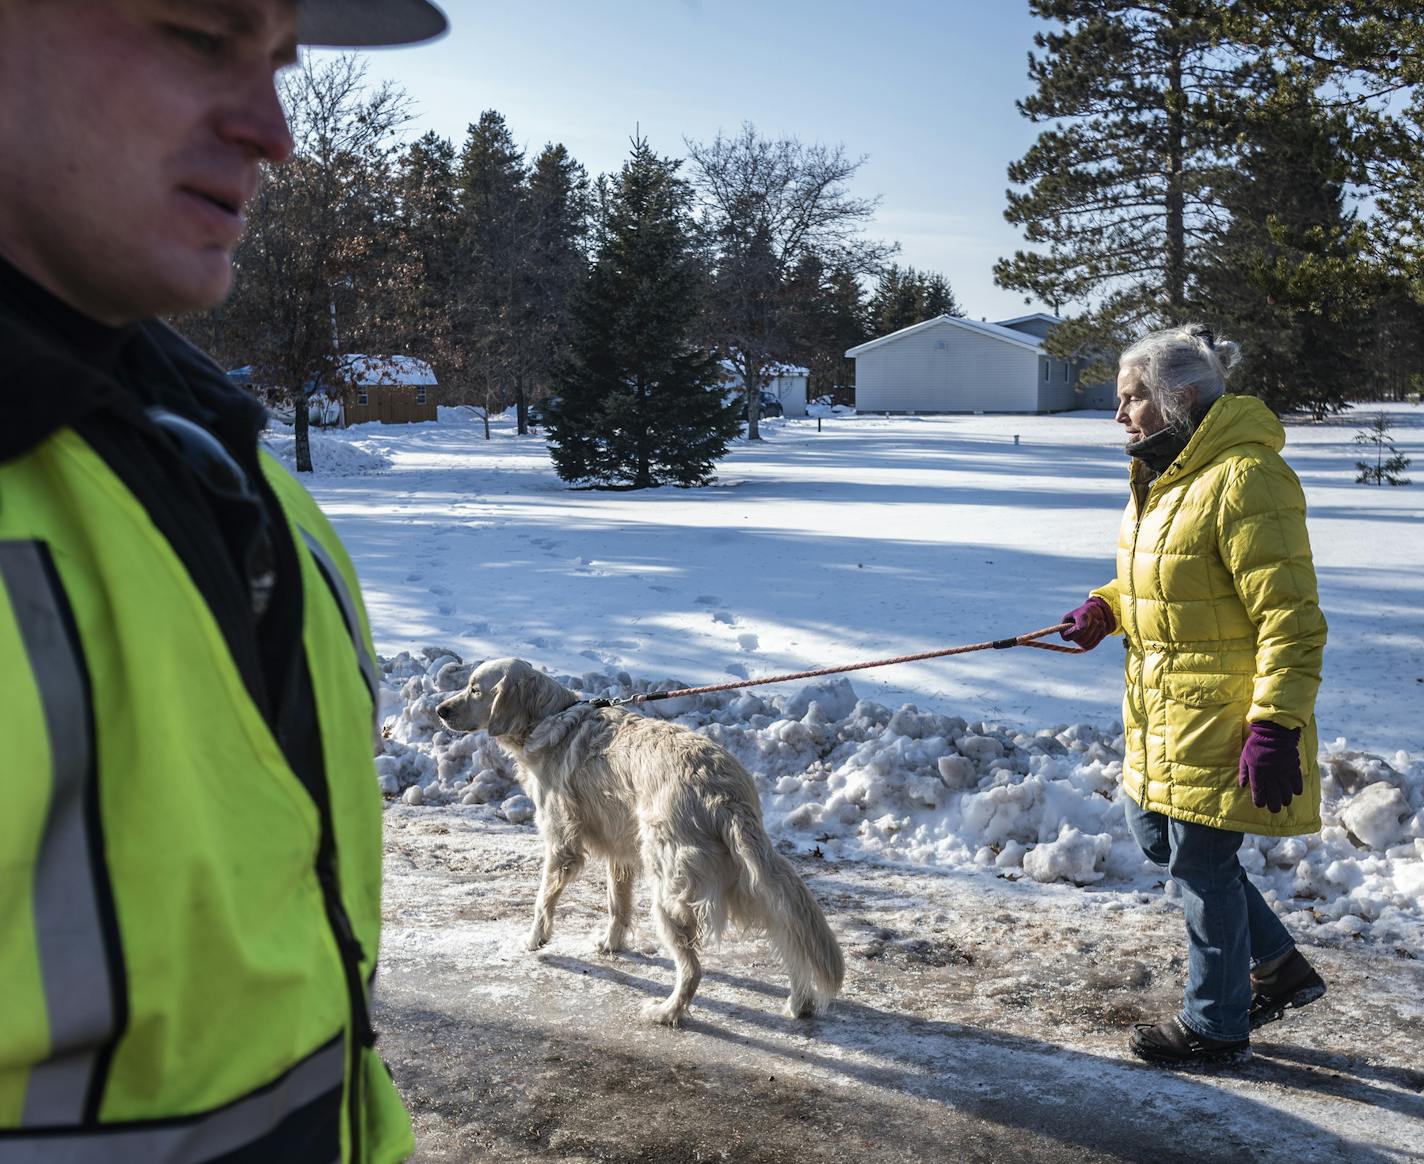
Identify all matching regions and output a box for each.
[1354,413,1412,485]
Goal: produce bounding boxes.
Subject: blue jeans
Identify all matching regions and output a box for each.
[1124,798,1295,1042]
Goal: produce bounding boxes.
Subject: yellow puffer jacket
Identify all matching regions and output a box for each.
[1091,394,1326,836]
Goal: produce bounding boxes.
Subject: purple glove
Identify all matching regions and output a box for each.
[1238,721,1303,813]
[1060,596,1114,650]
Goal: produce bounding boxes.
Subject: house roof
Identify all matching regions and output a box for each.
[340,354,437,386]
[993,312,1064,329]
[845,314,1046,358]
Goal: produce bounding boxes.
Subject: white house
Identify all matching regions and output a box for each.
[718,359,810,417]
[847,313,1083,414]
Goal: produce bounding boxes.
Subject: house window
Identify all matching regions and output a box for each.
[416,385,428,405]
[356,388,368,406]
[1043,362,1049,382]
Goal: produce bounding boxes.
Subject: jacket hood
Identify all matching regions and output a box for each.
[1132,394,1284,489]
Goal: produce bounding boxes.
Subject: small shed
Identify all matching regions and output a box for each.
[337,355,438,426]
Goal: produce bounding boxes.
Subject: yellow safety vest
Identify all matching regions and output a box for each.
[0,429,412,1161]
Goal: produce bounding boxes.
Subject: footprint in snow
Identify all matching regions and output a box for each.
[725,662,749,679]
[428,585,451,596]
[712,611,736,626]
[436,602,454,616]
[693,595,719,605]
[737,633,759,652]
[406,572,423,582]
[648,584,674,594]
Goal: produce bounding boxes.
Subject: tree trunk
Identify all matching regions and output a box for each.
[515,366,528,435]
[294,388,313,473]
[744,357,762,441]
[1164,35,1187,319]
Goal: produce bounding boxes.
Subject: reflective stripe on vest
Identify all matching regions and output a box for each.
[299,528,378,711]
[0,1035,344,1164]
[0,541,121,1126]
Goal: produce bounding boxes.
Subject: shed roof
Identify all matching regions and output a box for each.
[718,357,810,380]
[845,314,1046,358]
[340,354,438,386]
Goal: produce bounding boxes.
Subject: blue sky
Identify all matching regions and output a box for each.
[320,0,1055,322]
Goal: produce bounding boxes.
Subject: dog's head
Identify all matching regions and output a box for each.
[436,658,574,740]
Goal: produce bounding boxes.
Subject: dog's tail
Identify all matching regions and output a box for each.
[723,802,844,1014]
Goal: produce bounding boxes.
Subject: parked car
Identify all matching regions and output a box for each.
[740,389,784,420]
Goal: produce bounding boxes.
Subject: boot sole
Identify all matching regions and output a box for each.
[1249,981,1326,1030]
[1130,1044,1253,1069]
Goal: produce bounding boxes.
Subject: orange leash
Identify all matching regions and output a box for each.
[588,622,1083,707]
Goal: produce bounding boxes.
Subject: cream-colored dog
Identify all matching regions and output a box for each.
[437,658,844,1027]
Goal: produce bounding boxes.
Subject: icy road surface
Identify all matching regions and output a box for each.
[377,810,1424,1164]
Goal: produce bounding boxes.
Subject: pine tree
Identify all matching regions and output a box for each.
[996,1,1244,362]
[1198,74,1370,419]
[524,143,591,411]
[1354,413,1412,485]
[869,264,920,334]
[921,273,964,319]
[1230,2,1424,299]
[783,255,869,401]
[868,264,963,334]
[457,111,529,432]
[545,139,740,489]
[387,131,462,400]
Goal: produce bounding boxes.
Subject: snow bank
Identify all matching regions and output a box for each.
[263,425,392,476]
[377,650,1424,951]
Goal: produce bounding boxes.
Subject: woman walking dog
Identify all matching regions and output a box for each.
[1061,324,1329,1067]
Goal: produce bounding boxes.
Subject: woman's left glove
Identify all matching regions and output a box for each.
[1238,721,1304,813]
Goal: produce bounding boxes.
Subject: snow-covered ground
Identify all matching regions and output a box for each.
[280,403,1424,954]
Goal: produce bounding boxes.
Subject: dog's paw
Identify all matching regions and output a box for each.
[784,991,819,1020]
[641,999,687,1028]
[526,930,550,952]
[596,930,627,956]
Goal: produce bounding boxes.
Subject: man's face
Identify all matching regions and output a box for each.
[0,0,297,324]
[1114,365,1167,442]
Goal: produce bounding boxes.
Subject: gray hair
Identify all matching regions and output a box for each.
[1120,324,1241,435]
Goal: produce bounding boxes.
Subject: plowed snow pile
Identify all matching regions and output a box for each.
[377,649,1424,952]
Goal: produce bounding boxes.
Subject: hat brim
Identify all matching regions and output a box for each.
[297,0,448,47]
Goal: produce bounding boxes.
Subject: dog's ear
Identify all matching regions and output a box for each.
[486,660,533,737]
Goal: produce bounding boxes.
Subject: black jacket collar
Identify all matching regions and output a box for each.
[0,255,266,464]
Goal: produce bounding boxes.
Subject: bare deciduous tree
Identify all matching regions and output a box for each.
[223,56,410,471]
[687,124,893,439]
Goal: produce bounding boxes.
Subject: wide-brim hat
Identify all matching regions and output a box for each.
[298,0,449,47]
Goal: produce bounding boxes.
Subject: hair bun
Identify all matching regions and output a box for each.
[1186,323,1216,348]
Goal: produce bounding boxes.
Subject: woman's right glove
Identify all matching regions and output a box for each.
[1060,595,1114,650]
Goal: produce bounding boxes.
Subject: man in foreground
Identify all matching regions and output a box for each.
[0,1,444,1158]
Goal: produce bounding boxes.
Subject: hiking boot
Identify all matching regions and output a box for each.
[1249,948,1326,1030]
[1129,1017,1251,1068]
